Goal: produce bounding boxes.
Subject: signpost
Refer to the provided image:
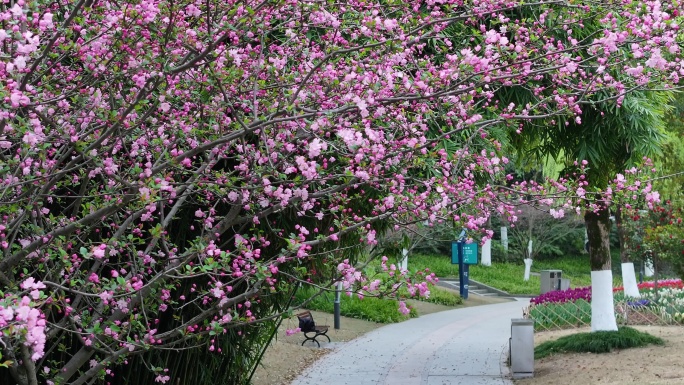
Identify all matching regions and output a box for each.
[451,234,478,299]
[334,282,342,329]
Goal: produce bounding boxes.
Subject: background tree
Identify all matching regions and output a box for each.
[509,86,673,329]
[656,93,684,201]
[642,201,684,279]
[504,205,585,261]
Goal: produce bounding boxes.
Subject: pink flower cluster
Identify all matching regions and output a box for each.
[512,158,663,220]
[0,278,47,361]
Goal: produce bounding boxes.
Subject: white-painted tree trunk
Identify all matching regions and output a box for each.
[621,262,641,298]
[523,258,532,281]
[481,239,492,266]
[527,240,533,258]
[591,270,618,331]
[400,248,408,272]
[644,260,654,277]
[500,226,508,252]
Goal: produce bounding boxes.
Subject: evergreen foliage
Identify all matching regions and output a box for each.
[534,327,664,359]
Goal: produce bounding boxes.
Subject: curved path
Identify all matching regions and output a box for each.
[292,298,530,385]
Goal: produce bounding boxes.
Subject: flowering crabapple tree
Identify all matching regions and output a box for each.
[0,0,682,384]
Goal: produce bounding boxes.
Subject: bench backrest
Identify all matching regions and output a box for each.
[297,311,316,332]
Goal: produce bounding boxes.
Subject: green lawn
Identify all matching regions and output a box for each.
[471,263,541,294]
[409,253,624,295]
[292,283,461,322]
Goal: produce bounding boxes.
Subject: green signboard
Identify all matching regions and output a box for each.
[451,242,478,265]
[463,243,478,264]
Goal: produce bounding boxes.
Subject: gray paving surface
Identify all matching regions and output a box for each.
[292,298,530,385]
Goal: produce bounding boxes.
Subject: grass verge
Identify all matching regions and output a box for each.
[409,253,624,295]
[408,254,458,277]
[399,284,464,306]
[469,263,539,294]
[534,326,664,359]
[293,287,418,323]
[408,254,539,294]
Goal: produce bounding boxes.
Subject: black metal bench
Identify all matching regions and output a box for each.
[297,311,330,347]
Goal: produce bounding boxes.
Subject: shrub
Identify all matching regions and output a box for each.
[534,327,664,359]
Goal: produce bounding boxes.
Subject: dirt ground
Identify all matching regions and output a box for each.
[252,294,509,385]
[515,326,684,385]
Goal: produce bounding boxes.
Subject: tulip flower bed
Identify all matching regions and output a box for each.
[635,286,684,324]
[613,279,684,293]
[530,287,592,306]
[528,279,684,331]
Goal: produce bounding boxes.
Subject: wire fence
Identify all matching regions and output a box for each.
[525,298,684,332]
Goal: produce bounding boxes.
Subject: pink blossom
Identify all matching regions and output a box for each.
[383,19,398,30]
[21,277,46,291]
[210,286,223,298]
[99,291,113,302]
[645,191,660,209]
[88,273,100,284]
[22,131,40,145]
[307,138,327,158]
[92,244,106,259]
[549,208,565,219]
[366,230,377,244]
[0,307,14,322]
[398,301,410,315]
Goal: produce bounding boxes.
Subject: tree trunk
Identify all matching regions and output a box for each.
[585,204,618,332]
[481,238,492,266]
[523,257,532,281]
[615,206,630,263]
[500,226,508,259]
[615,206,640,297]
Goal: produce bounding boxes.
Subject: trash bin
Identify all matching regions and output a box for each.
[540,270,562,294]
[560,278,571,291]
[510,318,534,378]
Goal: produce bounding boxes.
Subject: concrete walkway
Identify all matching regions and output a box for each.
[292,298,530,385]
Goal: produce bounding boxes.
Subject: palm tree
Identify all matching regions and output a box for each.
[511,90,672,331]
